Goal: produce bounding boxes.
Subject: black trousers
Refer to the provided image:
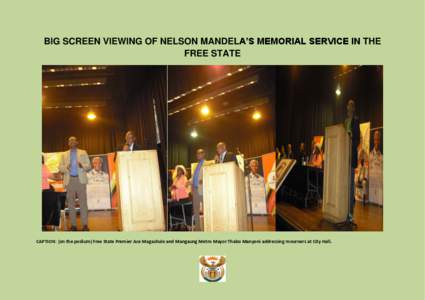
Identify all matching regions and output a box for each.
[42,190,61,226]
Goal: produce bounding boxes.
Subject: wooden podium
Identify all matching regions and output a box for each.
[116,150,165,231]
[203,162,249,232]
[322,124,350,223]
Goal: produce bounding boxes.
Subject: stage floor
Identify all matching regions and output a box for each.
[53,210,275,231]
[276,201,383,231]
[57,210,120,231]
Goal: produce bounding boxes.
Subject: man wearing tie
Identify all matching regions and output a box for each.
[123,130,142,151]
[189,148,206,231]
[216,142,238,164]
[59,136,91,231]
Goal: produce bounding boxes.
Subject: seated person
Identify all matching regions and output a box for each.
[169,165,191,229]
[170,165,189,201]
[42,155,61,230]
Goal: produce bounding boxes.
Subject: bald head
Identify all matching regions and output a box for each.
[216,142,227,155]
[68,136,78,149]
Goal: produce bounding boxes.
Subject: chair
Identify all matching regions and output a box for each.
[168,199,192,230]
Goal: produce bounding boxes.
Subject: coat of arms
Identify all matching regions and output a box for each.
[199,256,226,282]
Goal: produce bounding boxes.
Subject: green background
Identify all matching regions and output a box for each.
[1,0,424,299]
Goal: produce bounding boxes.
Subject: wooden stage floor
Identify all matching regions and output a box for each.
[53,210,275,232]
[276,201,383,231]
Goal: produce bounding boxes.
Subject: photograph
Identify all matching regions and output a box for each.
[167,65,276,232]
[42,65,167,231]
[275,65,383,231]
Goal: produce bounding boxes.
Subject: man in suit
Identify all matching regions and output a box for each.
[215,142,238,164]
[59,136,91,231]
[344,99,360,224]
[189,148,206,231]
[123,130,142,151]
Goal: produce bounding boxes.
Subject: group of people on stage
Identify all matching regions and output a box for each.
[277,139,324,169]
[169,142,238,231]
[41,131,142,231]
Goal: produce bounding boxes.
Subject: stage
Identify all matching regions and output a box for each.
[51,210,275,232]
[276,201,383,231]
[55,210,120,231]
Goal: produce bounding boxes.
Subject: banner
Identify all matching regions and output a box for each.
[87,154,112,210]
[244,152,276,215]
[355,122,370,202]
[43,152,64,192]
[369,128,383,205]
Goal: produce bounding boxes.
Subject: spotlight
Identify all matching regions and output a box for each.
[201,105,210,116]
[190,129,198,138]
[335,87,341,96]
[252,111,262,120]
[87,112,96,120]
[78,66,83,70]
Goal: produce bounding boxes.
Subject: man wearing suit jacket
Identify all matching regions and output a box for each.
[59,136,91,231]
[216,142,238,164]
[344,100,361,224]
[122,130,142,151]
[189,148,206,231]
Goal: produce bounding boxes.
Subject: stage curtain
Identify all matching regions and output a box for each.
[276,66,383,148]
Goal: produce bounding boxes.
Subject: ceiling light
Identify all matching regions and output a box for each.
[335,87,341,96]
[190,129,198,138]
[87,112,97,120]
[201,105,210,116]
[252,111,262,120]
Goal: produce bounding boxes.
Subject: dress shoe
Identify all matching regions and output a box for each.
[70,226,78,231]
[82,225,90,231]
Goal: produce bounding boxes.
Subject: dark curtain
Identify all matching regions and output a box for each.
[121,66,167,200]
[42,108,122,154]
[276,66,383,148]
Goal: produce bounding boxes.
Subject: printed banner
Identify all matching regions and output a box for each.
[87,154,112,210]
[369,128,383,205]
[43,152,65,192]
[355,122,370,202]
[244,152,276,215]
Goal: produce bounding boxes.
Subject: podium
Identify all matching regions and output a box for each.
[203,162,249,231]
[322,124,350,223]
[116,150,165,231]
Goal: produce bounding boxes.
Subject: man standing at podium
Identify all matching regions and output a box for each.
[123,130,142,151]
[344,100,360,224]
[215,142,238,164]
[190,148,206,231]
[59,136,91,231]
